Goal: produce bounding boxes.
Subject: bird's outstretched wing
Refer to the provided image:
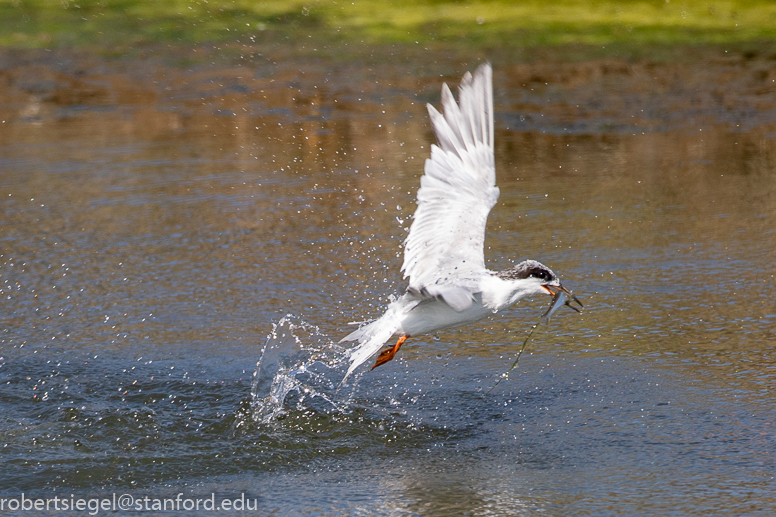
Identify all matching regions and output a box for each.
[401,63,499,308]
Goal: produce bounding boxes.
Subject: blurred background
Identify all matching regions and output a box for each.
[1,1,775,515]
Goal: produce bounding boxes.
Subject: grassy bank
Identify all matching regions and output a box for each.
[2,0,775,54]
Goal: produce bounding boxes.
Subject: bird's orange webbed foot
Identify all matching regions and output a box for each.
[372,335,410,370]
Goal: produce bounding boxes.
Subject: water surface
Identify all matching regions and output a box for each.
[1,50,775,515]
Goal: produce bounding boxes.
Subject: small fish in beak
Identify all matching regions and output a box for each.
[540,284,583,323]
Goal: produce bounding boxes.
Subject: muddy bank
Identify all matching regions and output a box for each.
[2,45,775,140]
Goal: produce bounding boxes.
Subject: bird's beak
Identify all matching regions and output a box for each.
[542,283,583,313]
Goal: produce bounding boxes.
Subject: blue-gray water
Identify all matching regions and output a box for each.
[1,51,775,515]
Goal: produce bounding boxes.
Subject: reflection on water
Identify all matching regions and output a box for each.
[1,49,775,514]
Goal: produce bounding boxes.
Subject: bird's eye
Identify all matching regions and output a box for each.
[531,269,550,281]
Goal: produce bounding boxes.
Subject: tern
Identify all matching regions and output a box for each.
[341,63,581,380]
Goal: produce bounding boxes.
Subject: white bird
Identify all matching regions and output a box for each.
[341,63,581,380]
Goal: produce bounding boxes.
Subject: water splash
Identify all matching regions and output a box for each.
[250,315,357,423]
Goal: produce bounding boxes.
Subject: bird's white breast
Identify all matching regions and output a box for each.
[396,293,494,337]
[479,274,527,310]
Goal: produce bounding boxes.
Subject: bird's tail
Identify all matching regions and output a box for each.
[339,312,400,381]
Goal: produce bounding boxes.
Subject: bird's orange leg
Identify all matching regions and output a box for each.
[372,335,410,370]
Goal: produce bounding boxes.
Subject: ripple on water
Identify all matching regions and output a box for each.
[0,315,478,491]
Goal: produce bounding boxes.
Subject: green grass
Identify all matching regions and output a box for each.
[2,0,775,53]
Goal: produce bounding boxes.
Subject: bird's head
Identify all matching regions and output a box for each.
[496,259,558,295]
[495,260,581,310]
